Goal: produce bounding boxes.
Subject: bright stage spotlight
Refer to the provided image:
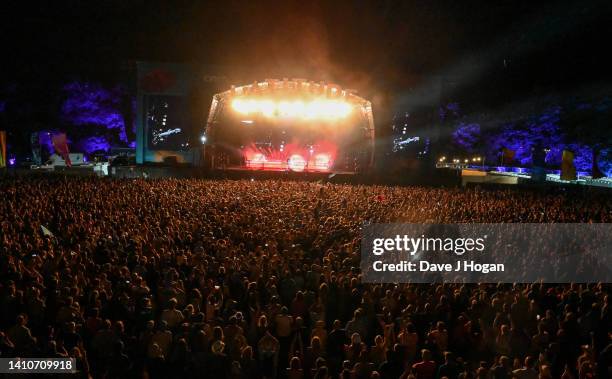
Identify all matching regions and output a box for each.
[314,153,332,170]
[260,100,275,117]
[231,99,240,111]
[278,100,306,117]
[231,98,351,119]
[330,101,351,118]
[306,100,352,119]
[288,154,307,172]
[232,99,254,115]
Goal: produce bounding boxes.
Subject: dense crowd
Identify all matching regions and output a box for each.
[0,176,610,379]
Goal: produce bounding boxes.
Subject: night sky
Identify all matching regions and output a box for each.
[2,0,611,96]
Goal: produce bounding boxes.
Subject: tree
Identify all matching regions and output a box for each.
[558,98,612,176]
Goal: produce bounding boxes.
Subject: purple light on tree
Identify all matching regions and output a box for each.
[61,82,131,144]
[452,122,481,153]
[491,106,564,165]
[76,136,111,154]
[599,149,612,177]
[450,103,611,176]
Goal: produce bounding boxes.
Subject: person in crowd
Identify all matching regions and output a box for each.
[287,356,305,379]
[369,335,387,368]
[438,351,460,379]
[512,356,538,379]
[160,298,184,330]
[491,355,512,379]
[412,349,436,379]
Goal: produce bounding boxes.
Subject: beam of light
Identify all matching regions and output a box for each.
[392,2,598,141]
[231,98,352,119]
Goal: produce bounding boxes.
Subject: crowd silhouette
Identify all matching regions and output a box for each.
[0,176,610,378]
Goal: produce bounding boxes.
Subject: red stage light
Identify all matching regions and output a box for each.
[288,154,307,172]
[251,153,266,164]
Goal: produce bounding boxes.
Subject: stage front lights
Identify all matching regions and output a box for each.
[260,100,275,117]
[304,100,351,119]
[278,100,305,117]
[288,154,307,172]
[231,99,259,115]
[314,153,332,170]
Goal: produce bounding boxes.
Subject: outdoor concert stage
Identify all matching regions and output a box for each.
[204,79,375,174]
[133,61,376,172]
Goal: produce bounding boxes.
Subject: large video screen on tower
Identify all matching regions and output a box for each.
[145,95,191,150]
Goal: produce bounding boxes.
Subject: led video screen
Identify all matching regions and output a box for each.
[146,95,191,150]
